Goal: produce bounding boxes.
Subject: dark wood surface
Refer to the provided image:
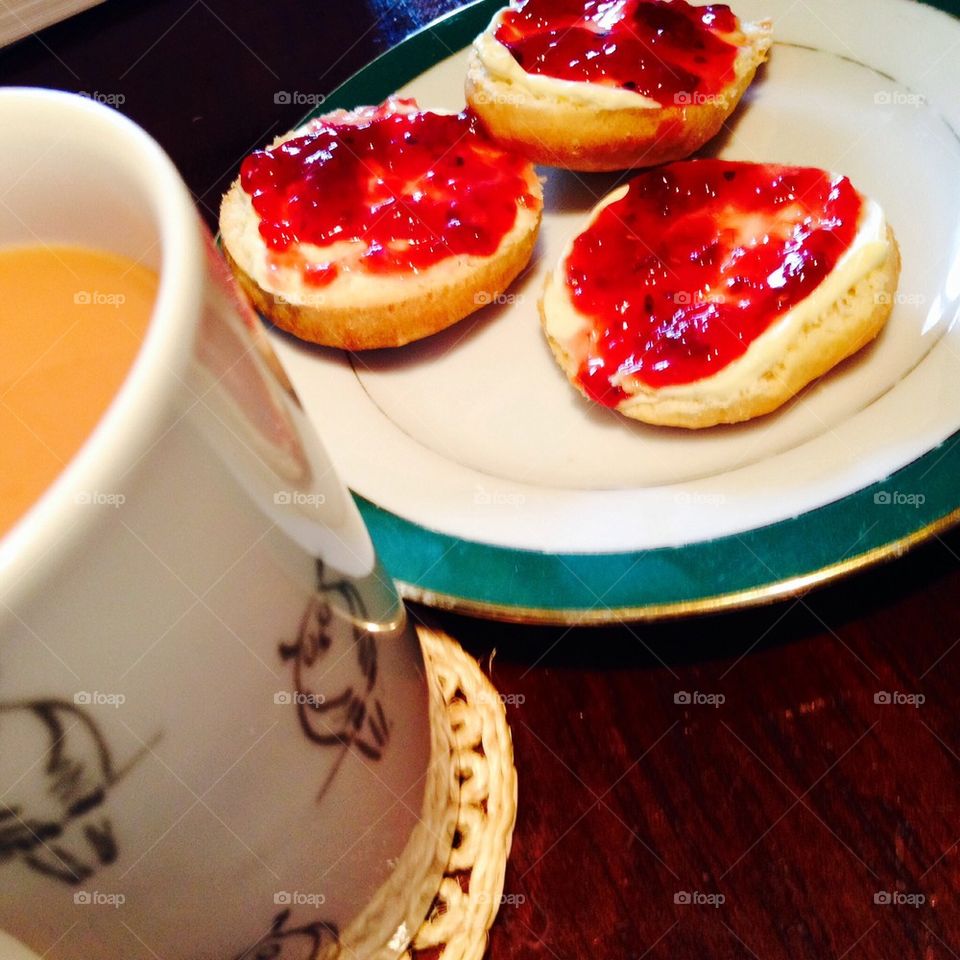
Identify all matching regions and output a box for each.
[4,2,960,956]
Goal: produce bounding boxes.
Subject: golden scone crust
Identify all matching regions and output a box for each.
[219,132,543,351]
[465,20,772,171]
[541,226,901,429]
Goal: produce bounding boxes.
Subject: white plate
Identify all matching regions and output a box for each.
[265,0,960,622]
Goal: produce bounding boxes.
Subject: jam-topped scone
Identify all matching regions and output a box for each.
[466,0,773,171]
[541,160,901,428]
[220,97,543,350]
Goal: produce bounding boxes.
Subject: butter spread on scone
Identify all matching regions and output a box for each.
[541,159,901,428]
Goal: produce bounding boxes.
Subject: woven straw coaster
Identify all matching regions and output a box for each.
[405,626,518,960]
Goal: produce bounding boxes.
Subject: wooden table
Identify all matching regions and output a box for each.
[4,1,960,955]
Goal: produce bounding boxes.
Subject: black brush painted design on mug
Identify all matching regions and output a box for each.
[0,699,160,885]
[233,909,338,960]
[279,559,391,801]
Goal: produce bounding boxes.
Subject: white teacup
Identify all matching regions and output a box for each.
[0,88,453,960]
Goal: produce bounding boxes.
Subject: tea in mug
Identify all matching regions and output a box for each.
[0,245,158,536]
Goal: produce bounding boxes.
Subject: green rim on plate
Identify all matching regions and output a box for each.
[300,0,960,623]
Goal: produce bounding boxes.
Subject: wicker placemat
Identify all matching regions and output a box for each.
[405,626,518,960]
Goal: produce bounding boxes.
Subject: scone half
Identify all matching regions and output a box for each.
[541,162,902,428]
[220,98,543,351]
[467,1,773,172]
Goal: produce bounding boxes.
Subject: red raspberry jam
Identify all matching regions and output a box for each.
[239,98,536,283]
[565,160,863,405]
[495,0,743,104]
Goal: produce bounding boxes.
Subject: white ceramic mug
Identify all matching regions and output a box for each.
[0,88,454,960]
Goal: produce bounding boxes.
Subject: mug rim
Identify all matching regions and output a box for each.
[0,87,204,609]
